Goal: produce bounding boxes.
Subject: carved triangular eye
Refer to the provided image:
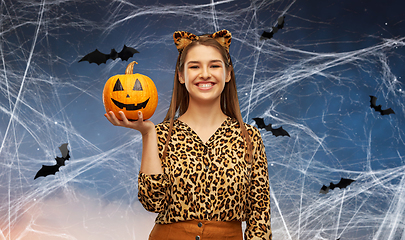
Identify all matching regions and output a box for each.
[133,79,143,91]
[113,78,124,91]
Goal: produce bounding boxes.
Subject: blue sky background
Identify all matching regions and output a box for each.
[0,0,404,239]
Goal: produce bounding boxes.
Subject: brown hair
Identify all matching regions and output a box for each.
[162,36,253,162]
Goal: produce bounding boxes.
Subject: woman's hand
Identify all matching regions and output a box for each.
[104,111,155,136]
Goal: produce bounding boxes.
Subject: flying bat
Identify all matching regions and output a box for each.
[369,95,395,116]
[78,45,139,65]
[260,16,285,40]
[252,117,290,137]
[320,178,355,194]
[34,143,70,179]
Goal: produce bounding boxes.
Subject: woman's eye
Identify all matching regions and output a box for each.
[189,65,199,69]
[211,65,221,68]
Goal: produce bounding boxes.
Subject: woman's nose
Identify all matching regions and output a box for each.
[200,67,211,79]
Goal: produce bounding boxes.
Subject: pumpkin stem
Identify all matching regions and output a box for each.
[125,61,138,74]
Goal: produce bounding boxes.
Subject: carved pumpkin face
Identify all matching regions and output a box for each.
[103,61,158,120]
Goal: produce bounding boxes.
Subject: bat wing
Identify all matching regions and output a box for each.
[55,143,70,166]
[118,45,139,61]
[277,16,285,29]
[336,178,355,189]
[271,126,290,137]
[369,95,382,113]
[78,49,109,65]
[34,164,60,179]
[319,185,329,194]
[369,95,378,108]
[59,143,69,159]
[260,31,274,40]
[381,108,395,115]
[252,118,267,129]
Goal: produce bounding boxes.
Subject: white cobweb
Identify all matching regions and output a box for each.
[0,0,404,239]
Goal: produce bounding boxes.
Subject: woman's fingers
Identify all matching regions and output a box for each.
[105,111,142,126]
[104,111,118,125]
[104,111,155,135]
[137,111,143,122]
[104,111,154,134]
[118,111,130,125]
[105,111,127,126]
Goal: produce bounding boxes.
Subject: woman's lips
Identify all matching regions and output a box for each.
[196,82,215,90]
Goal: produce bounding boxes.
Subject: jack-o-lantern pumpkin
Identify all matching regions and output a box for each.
[103,61,158,121]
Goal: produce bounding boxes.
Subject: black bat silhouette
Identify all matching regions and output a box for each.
[252,118,290,137]
[260,16,285,40]
[320,178,355,194]
[34,143,70,179]
[369,95,395,116]
[78,45,139,65]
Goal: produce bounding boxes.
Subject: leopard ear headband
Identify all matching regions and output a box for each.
[173,29,232,53]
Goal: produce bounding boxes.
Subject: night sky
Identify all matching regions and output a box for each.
[0,0,404,239]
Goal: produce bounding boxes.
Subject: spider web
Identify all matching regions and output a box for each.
[0,0,404,239]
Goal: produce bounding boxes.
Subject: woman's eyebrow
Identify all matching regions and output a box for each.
[186,59,223,64]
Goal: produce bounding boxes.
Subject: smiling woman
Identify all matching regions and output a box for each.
[137,30,271,240]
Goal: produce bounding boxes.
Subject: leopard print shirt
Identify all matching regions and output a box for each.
[138,117,272,240]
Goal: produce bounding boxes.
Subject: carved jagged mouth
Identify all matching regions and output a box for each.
[111,98,149,110]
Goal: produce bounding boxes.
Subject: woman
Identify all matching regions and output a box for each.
[105,29,272,240]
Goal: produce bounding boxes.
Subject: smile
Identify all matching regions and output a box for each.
[111,98,149,110]
[196,82,215,90]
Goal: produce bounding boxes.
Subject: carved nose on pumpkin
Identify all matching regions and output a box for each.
[126,94,130,98]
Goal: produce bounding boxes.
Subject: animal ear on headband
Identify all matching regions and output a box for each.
[173,29,232,53]
[207,29,232,52]
[173,31,199,53]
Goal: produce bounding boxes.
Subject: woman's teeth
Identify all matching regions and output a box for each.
[198,83,213,88]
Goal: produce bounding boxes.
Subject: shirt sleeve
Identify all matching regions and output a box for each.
[137,122,171,213]
[138,172,170,213]
[244,128,272,240]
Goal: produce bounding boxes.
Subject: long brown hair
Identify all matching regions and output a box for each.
[162,36,253,162]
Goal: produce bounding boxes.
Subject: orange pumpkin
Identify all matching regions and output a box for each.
[102,61,158,121]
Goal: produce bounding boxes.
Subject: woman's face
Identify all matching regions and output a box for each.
[179,45,231,104]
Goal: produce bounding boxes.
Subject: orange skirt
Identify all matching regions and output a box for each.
[148,220,243,240]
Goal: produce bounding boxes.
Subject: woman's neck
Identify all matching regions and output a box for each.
[178,99,228,128]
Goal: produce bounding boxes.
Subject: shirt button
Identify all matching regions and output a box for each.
[198,222,202,227]
[196,236,200,240]
[205,166,209,171]
[205,188,209,193]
